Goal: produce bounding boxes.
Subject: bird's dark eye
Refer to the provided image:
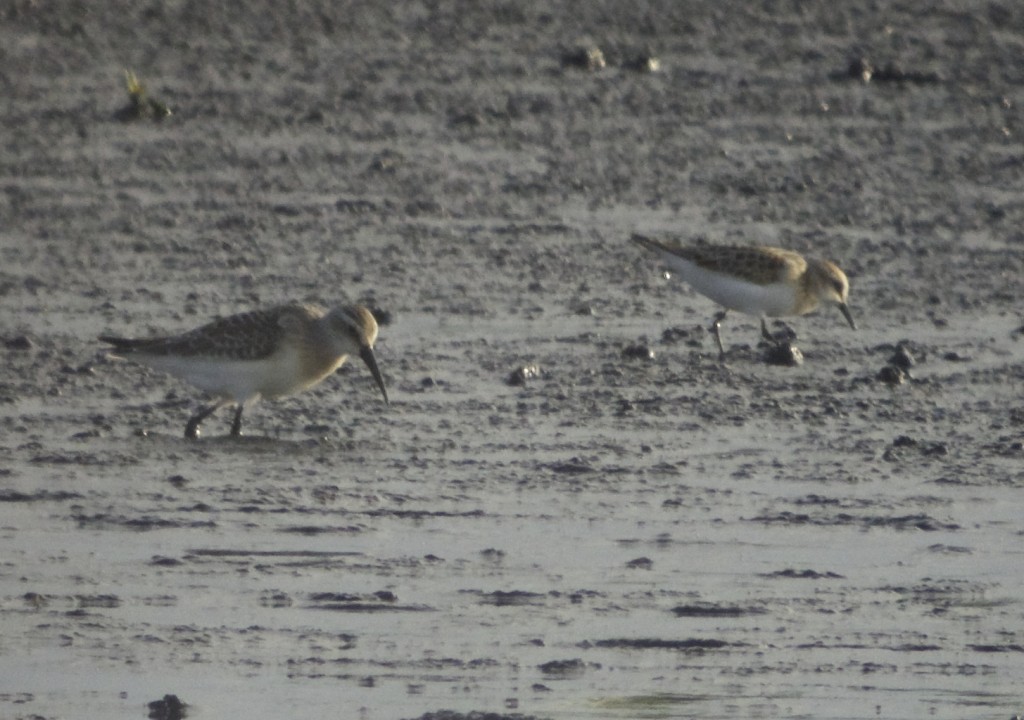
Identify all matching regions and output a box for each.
[832,279,845,294]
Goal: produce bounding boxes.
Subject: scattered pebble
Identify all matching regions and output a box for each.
[507,364,542,386]
[889,345,915,370]
[838,57,941,84]
[624,53,661,73]
[147,694,186,720]
[877,365,906,386]
[562,42,605,71]
[621,342,655,360]
[3,335,34,350]
[764,342,804,367]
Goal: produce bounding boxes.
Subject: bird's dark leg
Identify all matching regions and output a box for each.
[185,402,224,440]
[230,405,244,437]
[761,318,774,342]
[710,310,728,360]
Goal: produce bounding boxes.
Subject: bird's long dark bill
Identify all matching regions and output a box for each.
[360,346,390,405]
[839,303,857,330]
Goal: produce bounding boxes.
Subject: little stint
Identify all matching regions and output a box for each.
[101,303,389,438]
[633,234,855,359]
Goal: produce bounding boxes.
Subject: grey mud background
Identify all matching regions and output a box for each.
[2,2,1023,719]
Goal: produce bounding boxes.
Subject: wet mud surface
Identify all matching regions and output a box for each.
[2,1,1024,718]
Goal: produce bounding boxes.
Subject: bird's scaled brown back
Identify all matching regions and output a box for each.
[636,235,807,286]
[112,304,324,360]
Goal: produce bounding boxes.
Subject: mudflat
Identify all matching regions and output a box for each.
[1,2,1022,719]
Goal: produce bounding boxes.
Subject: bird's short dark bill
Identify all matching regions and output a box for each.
[360,346,390,404]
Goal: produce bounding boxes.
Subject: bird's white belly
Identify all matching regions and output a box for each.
[663,257,797,317]
[142,349,342,403]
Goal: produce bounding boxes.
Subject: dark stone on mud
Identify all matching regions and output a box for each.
[23,591,46,608]
[889,345,916,370]
[507,364,541,386]
[621,342,654,360]
[166,474,188,488]
[147,694,186,720]
[844,57,875,83]
[763,342,803,367]
[3,334,34,350]
[538,658,586,676]
[623,53,661,73]
[877,364,906,385]
[561,42,605,71]
[625,556,653,570]
[835,57,941,84]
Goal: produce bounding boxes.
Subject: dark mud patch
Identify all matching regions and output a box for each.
[670,603,767,618]
[537,658,589,678]
[475,590,547,607]
[591,638,735,651]
[0,489,82,502]
[763,569,845,580]
[73,513,217,531]
[750,511,961,531]
[277,524,364,536]
[306,591,430,613]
